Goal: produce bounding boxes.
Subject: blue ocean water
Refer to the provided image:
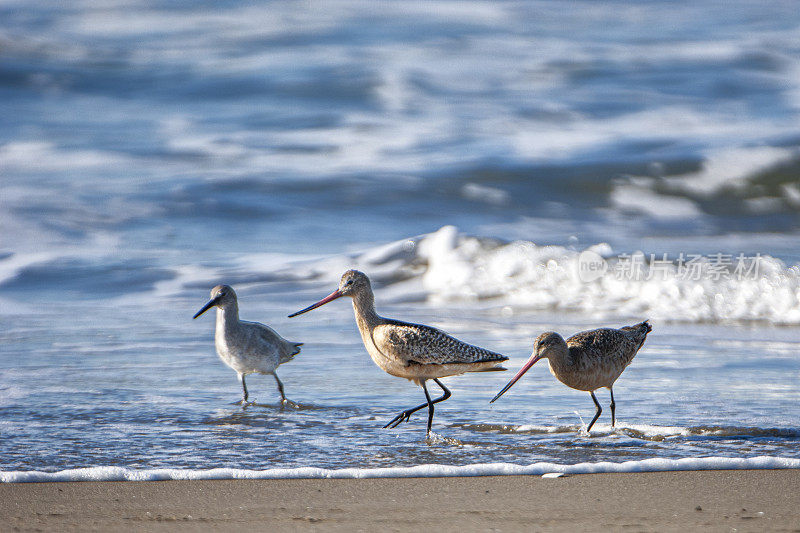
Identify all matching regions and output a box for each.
[1,0,799,479]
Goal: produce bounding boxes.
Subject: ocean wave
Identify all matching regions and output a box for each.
[309,226,800,324]
[2,456,798,483]
[612,146,800,219]
[0,141,135,173]
[2,225,798,324]
[6,0,800,184]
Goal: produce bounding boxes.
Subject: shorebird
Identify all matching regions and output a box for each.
[193,285,302,405]
[490,321,652,433]
[289,270,508,434]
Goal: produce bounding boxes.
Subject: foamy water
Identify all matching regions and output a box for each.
[3,457,799,483]
[1,0,799,480]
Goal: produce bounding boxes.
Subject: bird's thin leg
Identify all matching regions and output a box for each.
[273,373,298,407]
[586,391,602,433]
[425,379,451,434]
[273,373,286,402]
[423,382,434,434]
[239,374,249,404]
[383,378,452,430]
[609,388,616,427]
[432,378,452,402]
[383,395,429,429]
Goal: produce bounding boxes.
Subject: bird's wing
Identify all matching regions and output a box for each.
[376,320,507,366]
[243,321,299,361]
[566,328,639,368]
[243,320,282,344]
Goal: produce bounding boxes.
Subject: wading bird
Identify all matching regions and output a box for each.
[194,285,302,405]
[490,321,651,433]
[289,270,507,434]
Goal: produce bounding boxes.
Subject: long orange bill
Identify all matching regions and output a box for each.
[489,354,542,403]
[288,289,343,318]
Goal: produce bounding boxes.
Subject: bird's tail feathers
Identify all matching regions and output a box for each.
[468,366,507,373]
[626,320,652,351]
[279,342,302,363]
[622,320,652,336]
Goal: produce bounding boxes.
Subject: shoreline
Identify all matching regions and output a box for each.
[2,469,798,531]
[3,456,799,483]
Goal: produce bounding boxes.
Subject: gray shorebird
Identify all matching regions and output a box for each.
[490,321,652,433]
[289,270,508,434]
[194,285,302,405]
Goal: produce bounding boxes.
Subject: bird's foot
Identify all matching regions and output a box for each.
[383,409,415,429]
[280,398,300,409]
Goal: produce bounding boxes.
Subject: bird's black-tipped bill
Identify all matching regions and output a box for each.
[489,354,541,403]
[288,289,343,318]
[193,297,219,319]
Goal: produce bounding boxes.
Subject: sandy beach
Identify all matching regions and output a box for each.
[2,469,798,531]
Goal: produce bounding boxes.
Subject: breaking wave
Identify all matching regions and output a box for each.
[286,225,800,325]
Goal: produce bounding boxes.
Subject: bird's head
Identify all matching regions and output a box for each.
[532,331,566,361]
[288,270,371,318]
[489,331,565,403]
[337,269,370,297]
[193,284,236,319]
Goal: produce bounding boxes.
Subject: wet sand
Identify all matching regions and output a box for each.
[1,469,798,532]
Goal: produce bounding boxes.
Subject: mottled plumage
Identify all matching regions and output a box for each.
[380,319,507,366]
[491,321,651,433]
[194,284,302,404]
[289,270,507,434]
[554,325,649,391]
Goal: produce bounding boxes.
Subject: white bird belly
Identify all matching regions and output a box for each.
[215,337,278,375]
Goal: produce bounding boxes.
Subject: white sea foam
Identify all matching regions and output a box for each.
[672,146,797,196]
[610,183,704,219]
[205,226,800,325]
[511,422,693,439]
[0,142,133,172]
[461,183,510,206]
[609,146,800,218]
[0,251,57,287]
[2,456,797,483]
[399,226,800,324]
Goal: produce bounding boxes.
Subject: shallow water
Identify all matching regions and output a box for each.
[1,0,799,477]
[2,295,799,473]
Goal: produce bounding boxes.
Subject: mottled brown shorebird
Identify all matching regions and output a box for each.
[194,285,303,405]
[490,321,652,433]
[289,270,508,434]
